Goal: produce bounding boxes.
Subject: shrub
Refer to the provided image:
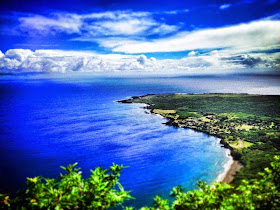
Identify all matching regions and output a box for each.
[144,156,280,210]
[0,163,133,209]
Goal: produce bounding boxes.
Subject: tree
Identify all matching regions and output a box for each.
[0,163,133,209]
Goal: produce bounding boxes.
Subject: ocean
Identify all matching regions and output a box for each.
[0,74,279,207]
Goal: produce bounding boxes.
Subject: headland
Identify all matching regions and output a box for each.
[118,93,280,184]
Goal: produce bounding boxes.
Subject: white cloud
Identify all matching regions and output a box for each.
[219,4,232,10]
[151,24,179,35]
[210,50,219,57]
[150,57,156,62]
[17,10,177,37]
[83,11,150,20]
[89,18,156,36]
[1,49,279,74]
[137,54,148,65]
[163,9,189,15]
[0,49,157,73]
[111,20,280,53]
[188,51,196,56]
[15,10,280,61]
[0,49,34,71]
[19,14,82,34]
[5,49,33,62]
[84,38,139,49]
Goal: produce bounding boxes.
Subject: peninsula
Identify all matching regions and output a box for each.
[119,94,280,184]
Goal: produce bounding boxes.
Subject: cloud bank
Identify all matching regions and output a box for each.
[0,49,156,73]
[1,49,279,74]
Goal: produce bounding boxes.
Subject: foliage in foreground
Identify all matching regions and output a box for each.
[142,156,280,210]
[0,163,132,209]
[1,156,280,209]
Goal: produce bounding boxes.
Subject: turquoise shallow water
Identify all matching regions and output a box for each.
[0,75,279,207]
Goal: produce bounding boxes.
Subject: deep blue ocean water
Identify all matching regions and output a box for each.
[0,74,279,207]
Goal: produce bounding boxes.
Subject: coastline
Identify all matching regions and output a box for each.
[118,96,243,183]
[216,149,243,183]
[118,93,280,186]
[221,160,243,183]
[149,105,243,183]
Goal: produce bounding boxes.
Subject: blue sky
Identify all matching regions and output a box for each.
[0,0,279,74]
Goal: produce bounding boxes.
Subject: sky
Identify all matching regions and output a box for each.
[0,0,279,74]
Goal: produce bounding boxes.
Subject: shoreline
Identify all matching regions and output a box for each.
[118,96,243,183]
[151,106,244,184]
[216,149,243,183]
[221,160,243,183]
[118,93,280,184]
[216,149,233,183]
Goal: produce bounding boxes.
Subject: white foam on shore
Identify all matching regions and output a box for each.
[216,148,234,182]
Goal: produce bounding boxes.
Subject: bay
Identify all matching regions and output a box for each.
[0,74,279,207]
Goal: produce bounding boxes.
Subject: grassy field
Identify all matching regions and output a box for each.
[119,94,280,184]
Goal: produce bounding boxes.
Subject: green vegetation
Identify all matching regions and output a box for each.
[1,157,280,209]
[119,94,280,183]
[142,156,280,210]
[1,93,280,209]
[0,163,132,209]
